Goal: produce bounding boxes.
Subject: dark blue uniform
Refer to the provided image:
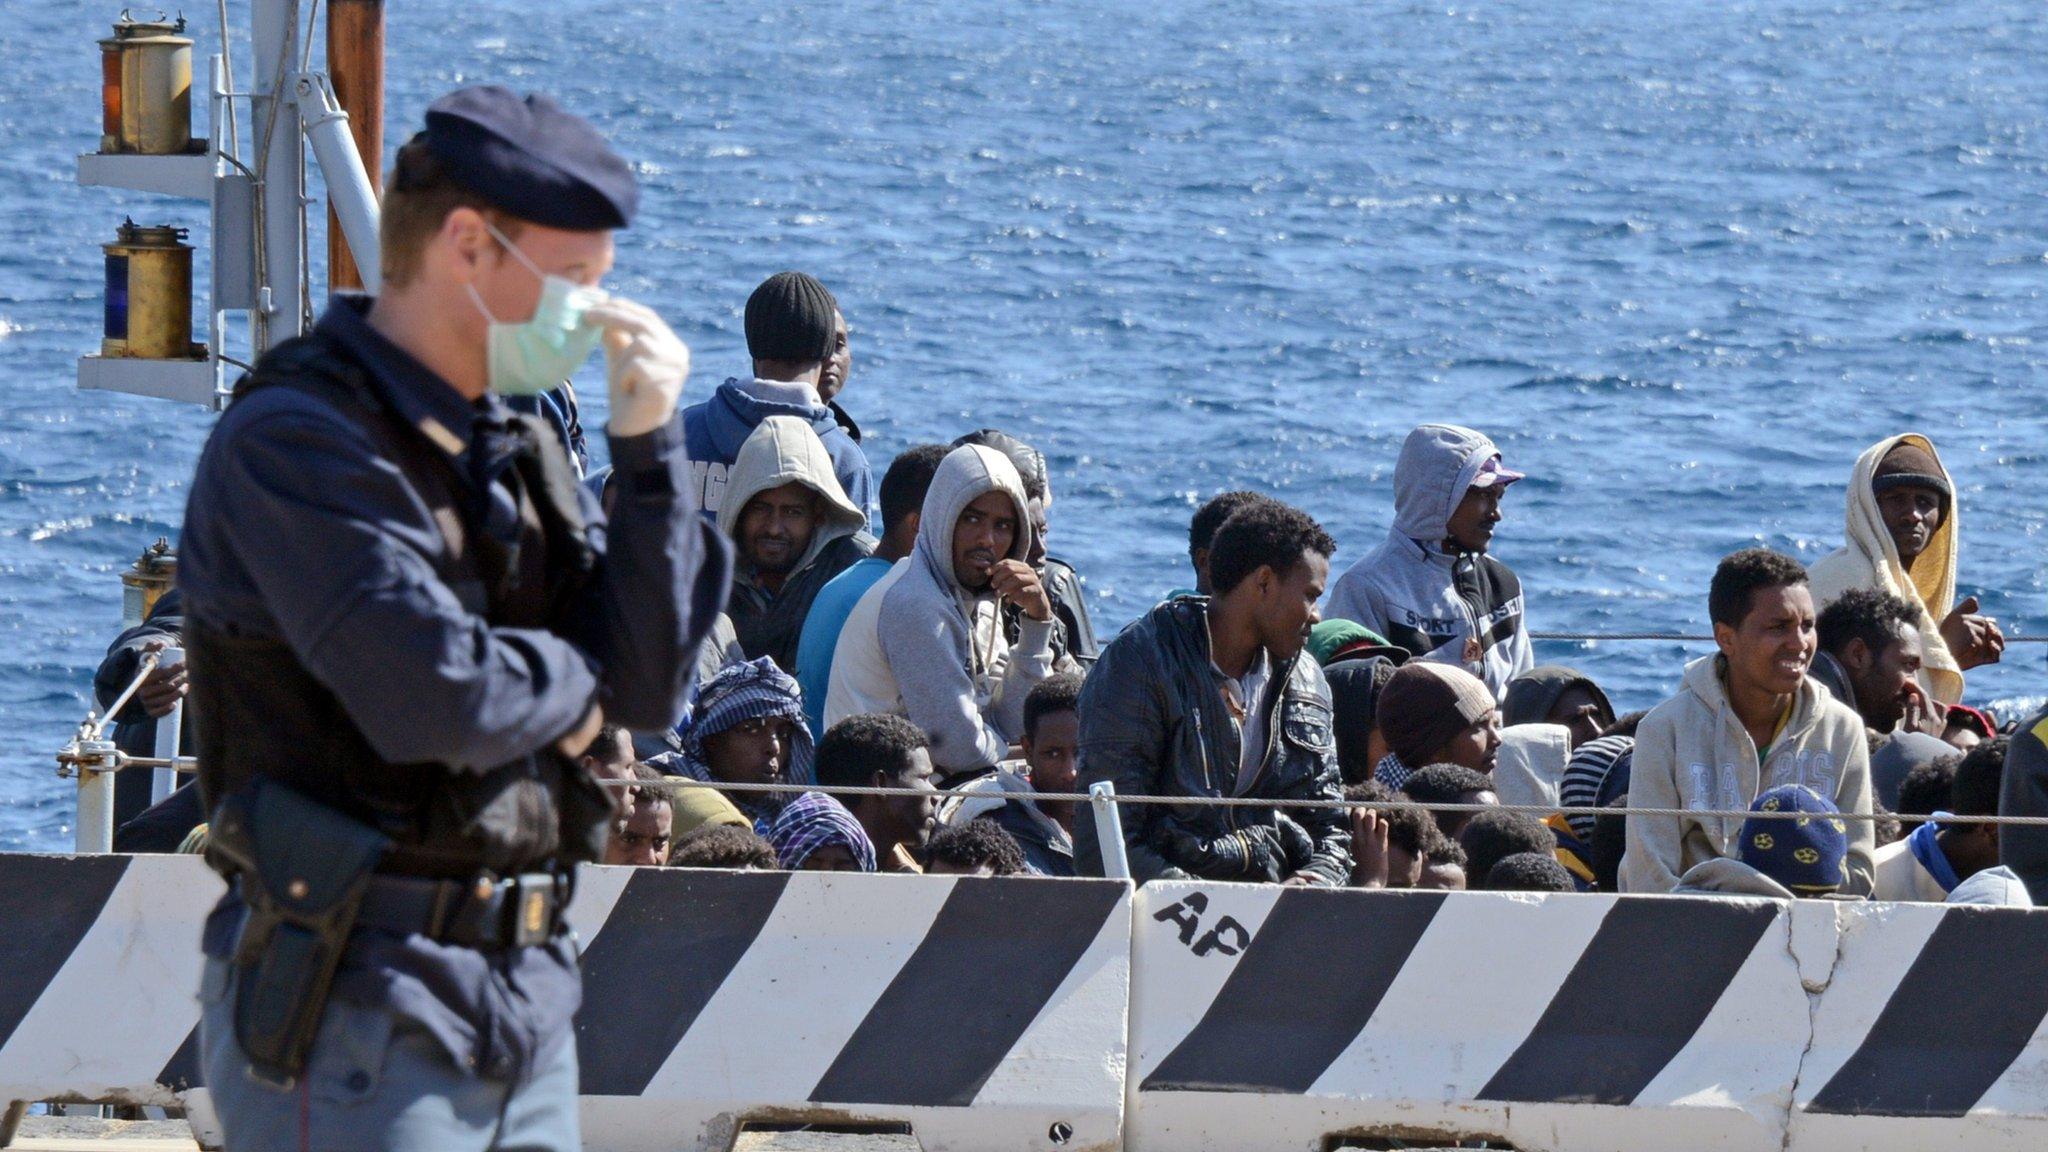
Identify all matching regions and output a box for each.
[182,295,727,1148]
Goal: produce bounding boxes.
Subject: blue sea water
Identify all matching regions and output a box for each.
[1,0,2043,849]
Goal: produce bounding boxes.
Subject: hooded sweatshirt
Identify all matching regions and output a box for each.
[823,558,912,728]
[1620,655,1874,895]
[1501,665,1614,729]
[1673,857,1800,900]
[684,376,874,522]
[1494,723,1573,811]
[828,446,1054,775]
[716,417,875,671]
[1323,425,1533,697]
[1808,434,1963,704]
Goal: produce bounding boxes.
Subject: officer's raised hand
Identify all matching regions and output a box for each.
[587,298,690,437]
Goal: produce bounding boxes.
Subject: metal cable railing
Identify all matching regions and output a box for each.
[611,776,2048,827]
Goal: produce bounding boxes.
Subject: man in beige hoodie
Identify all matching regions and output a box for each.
[1621,549,1875,895]
[1808,434,2003,705]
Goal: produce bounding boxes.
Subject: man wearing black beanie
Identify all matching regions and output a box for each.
[684,271,874,523]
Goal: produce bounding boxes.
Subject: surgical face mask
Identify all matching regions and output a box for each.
[465,223,606,397]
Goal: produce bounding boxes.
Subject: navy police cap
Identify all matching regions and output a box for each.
[423,86,638,230]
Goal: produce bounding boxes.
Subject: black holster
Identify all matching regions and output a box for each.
[207,779,391,1086]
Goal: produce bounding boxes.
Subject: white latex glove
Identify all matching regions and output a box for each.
[586,298,690,438]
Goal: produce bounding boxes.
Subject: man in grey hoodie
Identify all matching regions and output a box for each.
[716,417,874,671]
[830,445,1057,782]
[1324,424,1534,698]
[1622,550,1874,895]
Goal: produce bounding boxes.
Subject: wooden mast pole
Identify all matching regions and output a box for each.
[325,0,383,291]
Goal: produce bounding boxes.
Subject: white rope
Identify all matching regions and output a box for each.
[604,777,2048,827]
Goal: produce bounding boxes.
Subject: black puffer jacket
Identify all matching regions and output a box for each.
[1073,596,1349,885]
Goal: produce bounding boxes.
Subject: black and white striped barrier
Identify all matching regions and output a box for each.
[3,856,2047,1151]
[565,867,1132,1152]
[0,855,1133,1152]
[1790,899,2048,1151]
[0,855,212,1109]
[1127,882,2048,1152]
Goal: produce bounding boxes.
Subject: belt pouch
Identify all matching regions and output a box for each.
[211,779,391,1085]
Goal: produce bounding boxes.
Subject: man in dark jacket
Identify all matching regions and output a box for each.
[1074,500,1349,885]
[987,672,1084,877]
[179,88,727,1149]
[715,417,874,670]
[2001,706,2048,903]
[93,588,194,831]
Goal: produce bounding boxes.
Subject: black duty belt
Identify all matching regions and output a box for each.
[355,871,570,950]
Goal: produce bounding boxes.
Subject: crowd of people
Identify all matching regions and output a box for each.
[99,270,2048,907]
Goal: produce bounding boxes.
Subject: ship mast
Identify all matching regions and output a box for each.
[326,0,384,292]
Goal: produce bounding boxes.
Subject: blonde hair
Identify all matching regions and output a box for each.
[377,135,523,288]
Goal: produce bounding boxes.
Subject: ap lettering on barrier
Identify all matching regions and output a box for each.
[1152,891,1251,958]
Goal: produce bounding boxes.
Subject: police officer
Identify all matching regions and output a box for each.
[180,87,730,1150]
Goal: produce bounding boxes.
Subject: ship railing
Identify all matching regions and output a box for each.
[608,777,2048,882]
[56,628,2048,857]
[54,648,193,854]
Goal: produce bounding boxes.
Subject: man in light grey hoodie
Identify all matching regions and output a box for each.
[1323,424,1534,698]
[1622,550,1875,895]
[825,445,1056,782]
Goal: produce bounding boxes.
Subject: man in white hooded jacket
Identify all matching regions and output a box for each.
[1622,549,1875,895]
[1323,423,1533,698]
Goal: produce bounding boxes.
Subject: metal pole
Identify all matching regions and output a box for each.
[251,0,304,349]
[150,647,184,805]
[76,755,116,855]
[296,74,381,293]
[325,0,383,291]
[1088,782,1131,882]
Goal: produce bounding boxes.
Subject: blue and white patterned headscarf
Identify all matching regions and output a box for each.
[677,656,816,788]
[768,791,877,872]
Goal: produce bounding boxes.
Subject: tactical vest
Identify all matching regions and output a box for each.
[190,333,613,878]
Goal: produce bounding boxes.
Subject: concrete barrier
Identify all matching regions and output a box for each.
[1789,899,2048,1152]
[0,856,1131,1152]
[1127,882,1814,1152]
[0,855,214,1110]
[569,868,1133,1152]
[6,853,2048,1152]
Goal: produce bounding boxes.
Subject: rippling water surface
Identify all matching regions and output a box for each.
[2,0,2044,848]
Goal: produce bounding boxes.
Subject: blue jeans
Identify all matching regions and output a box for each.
[199,959,580,1152]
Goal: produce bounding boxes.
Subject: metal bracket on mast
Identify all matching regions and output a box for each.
[288,71,381,294]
